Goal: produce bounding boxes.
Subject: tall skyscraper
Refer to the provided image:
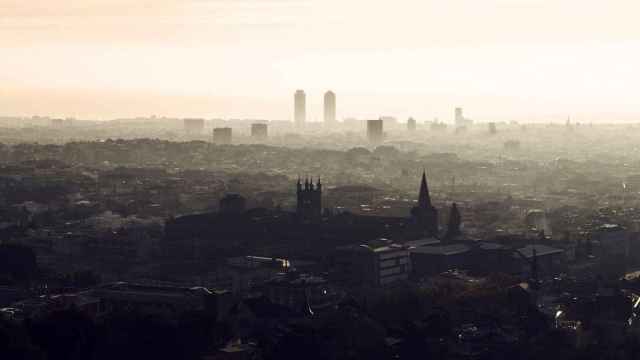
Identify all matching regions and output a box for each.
[294,90,306,126]
[323,90,336,124]
[407,117,417,131]
[454,107,473,127]
[454,107,464,126]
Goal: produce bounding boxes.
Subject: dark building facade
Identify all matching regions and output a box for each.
[219,194,247,214]
[411,171,439,236]
[296,178,322,222]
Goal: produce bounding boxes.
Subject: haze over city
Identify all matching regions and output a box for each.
[5,2,640,360]
[2,0,640,121]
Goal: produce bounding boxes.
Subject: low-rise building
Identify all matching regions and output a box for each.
[332,240,410,287]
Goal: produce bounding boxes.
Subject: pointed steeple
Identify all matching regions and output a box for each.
[418,170,432,208]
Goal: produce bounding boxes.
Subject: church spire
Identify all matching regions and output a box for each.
[418,170,431,208]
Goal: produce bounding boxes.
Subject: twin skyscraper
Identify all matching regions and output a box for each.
[294,90,336,126]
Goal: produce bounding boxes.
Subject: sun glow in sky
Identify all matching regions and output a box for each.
[1,0,640,121]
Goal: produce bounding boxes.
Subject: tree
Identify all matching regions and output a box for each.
[28,308,96,360]
[0,244,38,285]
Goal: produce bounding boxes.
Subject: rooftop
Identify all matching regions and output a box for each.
[410,244,471,256]
[516,244,564,258]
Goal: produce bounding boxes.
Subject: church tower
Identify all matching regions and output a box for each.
[297,177,322,222]
[411,171,439,236]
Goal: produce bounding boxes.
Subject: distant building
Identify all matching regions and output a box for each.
[407,117,417,131]
[593,224,630,258]
[263,272,334,315]
[90,282,233,320]
[294,90,306,126]
[488,122,497,134]
[332,240,410,287]
[219,194,246,214]
[323,91,336,125]
[50,118,65,127]
[367,119,384,143]
[411,171,439,237]
[515,244,565,277]
[297,178,322,222]
[184,118,205,134]
[504,140,521,150]
[14,282,233,321]
[444,203,461,241]
[251,123,268,139]
[213,127,232,144]
[430,120,447,131]
[454,107,473,127]
[410,244,471,277]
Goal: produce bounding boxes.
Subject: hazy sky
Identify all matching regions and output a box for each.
[1,0,640,121]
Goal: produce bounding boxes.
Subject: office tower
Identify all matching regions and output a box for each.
[184,118,205,134]
[407,117,416,131]
[294,90,306,126]
[367,119,384,143]
[455,107,473,127]
[455,107,464,126]
[213,127,232,144]
[323,91,336,124]
[251,123,268,139]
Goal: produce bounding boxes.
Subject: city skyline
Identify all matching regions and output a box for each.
[3,3,640,359]
[1,1,640,121]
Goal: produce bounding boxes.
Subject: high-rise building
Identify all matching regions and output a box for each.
[323,91,336,125]
[251,123,268,139]
[454,107,473,127]
[294,90,306,126]
[213,127,232,144]
[455,108,463,125]
[407,117,417,131]
[367,119,384,143]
